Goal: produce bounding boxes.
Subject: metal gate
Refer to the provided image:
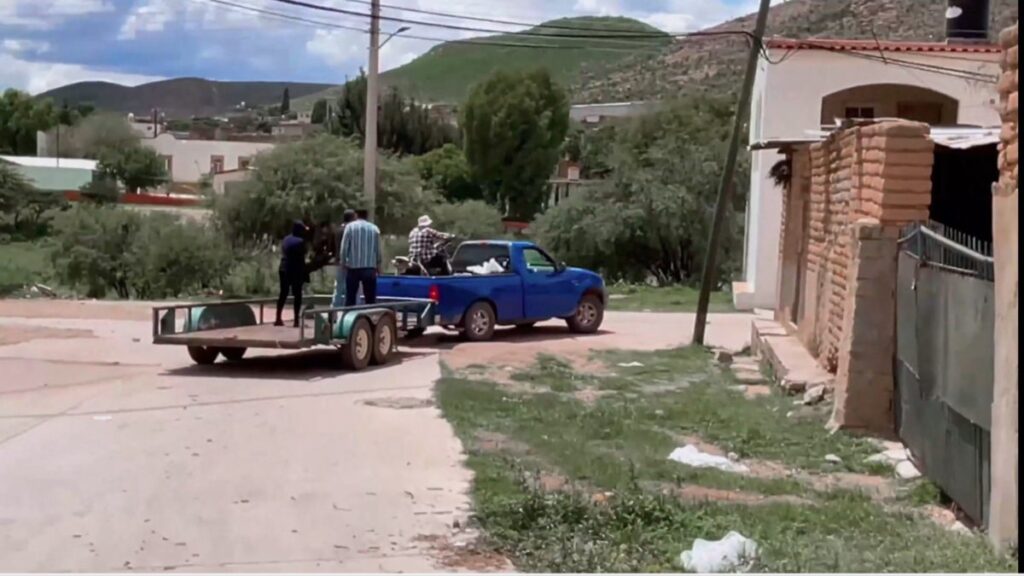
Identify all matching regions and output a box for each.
[895,222,994,525]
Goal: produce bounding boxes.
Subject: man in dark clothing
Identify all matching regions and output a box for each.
[276,220,308,327]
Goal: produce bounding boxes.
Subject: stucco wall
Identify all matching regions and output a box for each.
[739,48,1002,310]
[988,23,1018,551]
[143,134,274,184]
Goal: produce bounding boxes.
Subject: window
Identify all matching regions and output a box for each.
[161,155,173,175]
[239,156,251,170]
[522,248,557,273]
[451,243,511,274]
[210,155,225,174]
[844,106,875,120]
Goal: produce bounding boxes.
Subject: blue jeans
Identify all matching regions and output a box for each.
[331,268,346,308]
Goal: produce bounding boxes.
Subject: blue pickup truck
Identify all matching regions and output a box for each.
[378,241,606,341]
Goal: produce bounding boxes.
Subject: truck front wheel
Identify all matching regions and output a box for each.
[462,302,496,342]
[567,294,604,334]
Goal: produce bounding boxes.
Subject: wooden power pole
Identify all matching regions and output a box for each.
[692,0,772,345]
[363,0,381,222]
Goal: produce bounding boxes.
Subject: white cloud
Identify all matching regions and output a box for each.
[0,0,111,28]
[0,51,164,93]
[2,38,51,54]
[305,28,365,69]
[50,0,113,16]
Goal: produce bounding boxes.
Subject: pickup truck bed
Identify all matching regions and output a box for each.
[378,240,606,341]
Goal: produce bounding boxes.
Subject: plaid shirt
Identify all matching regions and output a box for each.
[408,226,449,262]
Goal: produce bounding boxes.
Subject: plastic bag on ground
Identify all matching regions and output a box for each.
[679,531,759,573]
[668,444,750,473]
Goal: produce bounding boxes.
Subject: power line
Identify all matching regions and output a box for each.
[265,0,755,44]
[196,0,669,53]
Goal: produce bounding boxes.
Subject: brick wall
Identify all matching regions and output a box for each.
[988,23,1018,552]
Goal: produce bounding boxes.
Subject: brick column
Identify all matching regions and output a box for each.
[989,23,1018,552]
[829,121,933,434]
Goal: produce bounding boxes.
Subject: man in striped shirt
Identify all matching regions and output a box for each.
[339,209,383,306]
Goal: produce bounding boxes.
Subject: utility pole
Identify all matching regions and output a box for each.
[363,0,381,222]
[692,0,772,345]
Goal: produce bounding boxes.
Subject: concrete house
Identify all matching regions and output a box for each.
[737,36,1003,309]
[142,133,275,185]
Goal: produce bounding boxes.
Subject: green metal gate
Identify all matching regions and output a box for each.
[895,222,994,525]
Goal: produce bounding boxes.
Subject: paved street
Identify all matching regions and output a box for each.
[0,302,752,572]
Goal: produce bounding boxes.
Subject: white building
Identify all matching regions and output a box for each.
[569,101,659,125]
[142,133,275,184]
[737,37,1002,310]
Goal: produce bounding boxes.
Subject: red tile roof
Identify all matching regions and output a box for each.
[766,38,1001,54]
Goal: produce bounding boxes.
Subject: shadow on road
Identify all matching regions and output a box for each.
[161,348,436,381]
[402,325,612,351]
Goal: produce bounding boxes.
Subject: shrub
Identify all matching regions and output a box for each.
[50,206,231,299]
[430,200,504,241]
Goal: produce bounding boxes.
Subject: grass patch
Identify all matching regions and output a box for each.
[0,239,56,296]
[437,346,1015,572]
[606,284,734,313]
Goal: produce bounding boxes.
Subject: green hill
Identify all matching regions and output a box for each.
[293,16,670,109]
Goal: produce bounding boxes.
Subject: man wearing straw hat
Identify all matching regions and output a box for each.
[408,214,453,274]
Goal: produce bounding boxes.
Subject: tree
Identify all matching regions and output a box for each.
[311,99,328,124]
[1,161,65,235]
[0,89,57,155]
[280,88,291,115]
[461,69,569,220]
[328,71,456,155]
[44,112,138,159]
[211,135,432,243]
[532,95,747,285]
[414,143,481,202]
[430,200,504,240]
[97,145,167,193]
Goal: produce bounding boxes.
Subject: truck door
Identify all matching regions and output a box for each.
[520,247,577,319]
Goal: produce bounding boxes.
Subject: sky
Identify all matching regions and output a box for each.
[0,0,769,94]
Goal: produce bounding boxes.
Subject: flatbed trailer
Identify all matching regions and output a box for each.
[152,296,436,371]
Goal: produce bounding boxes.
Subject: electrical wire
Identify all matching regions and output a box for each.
[196,0,670,53]
[265,0,757,44]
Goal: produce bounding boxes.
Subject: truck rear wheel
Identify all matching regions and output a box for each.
[567,294,604,334]
[340,317,373,370]
[187,345,220,365]
[220,347,247,362]
[371,315,396,366]
[462,301,496,342]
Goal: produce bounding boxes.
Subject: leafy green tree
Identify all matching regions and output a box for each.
[211,135,432,243]
[533,95,747,285]
[97,145,167,194]
[0,161,32,217]
[430,200,504,240]
[0,89,57,155]
[78,175,120,204]
[280,88,291,115]
[415,143,481,202]
[0,160,65,236]
[311,99,328,124]
[461,69,569,220]
[45,112,138,159]
[328,71,456,155]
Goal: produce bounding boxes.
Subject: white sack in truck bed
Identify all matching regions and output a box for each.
[466,258,505,275]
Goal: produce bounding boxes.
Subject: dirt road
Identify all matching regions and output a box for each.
[0,300,752,572]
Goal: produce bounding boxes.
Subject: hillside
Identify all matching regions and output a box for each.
[293,16,670,110]
[575,0,1020,102]
[37,78,333,119]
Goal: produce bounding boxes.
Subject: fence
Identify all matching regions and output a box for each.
[895,221,994,525]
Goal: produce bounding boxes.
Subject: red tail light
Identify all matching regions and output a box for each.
[428,285,440,302]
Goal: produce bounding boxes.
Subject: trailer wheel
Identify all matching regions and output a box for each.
[220,347,247,362]
[462,301,496,342]
[371,315,397,366]
[187,345,220,365]
[567,294,604,334]
[340,317,373,370]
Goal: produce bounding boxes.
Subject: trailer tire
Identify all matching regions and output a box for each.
[187,345,220,365]
[462,301,496,342]
[371,315,397,366]
[340,317,373,371]
[220,347,247,362]
[566,294,604,334]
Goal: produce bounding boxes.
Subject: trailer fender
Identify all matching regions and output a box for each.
[332,308,395,341]
[187,304,257,332]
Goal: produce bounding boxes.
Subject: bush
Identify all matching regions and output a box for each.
[50,206,231,299]
[211,136,433,243]
[415,144,482,202]
[430,200,504,241]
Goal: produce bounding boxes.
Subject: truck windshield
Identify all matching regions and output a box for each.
[451,244,511,274]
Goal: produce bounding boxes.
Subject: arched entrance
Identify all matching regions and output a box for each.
[820,84,960,125]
